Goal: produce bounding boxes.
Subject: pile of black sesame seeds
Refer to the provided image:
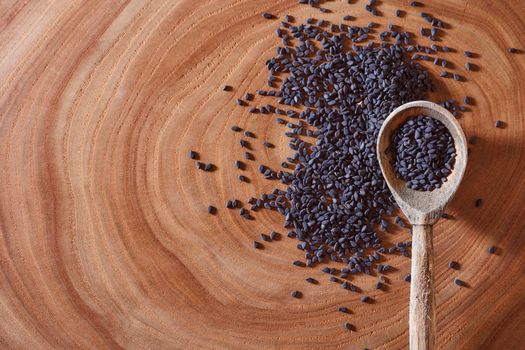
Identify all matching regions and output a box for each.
[202,1,517,276]
[240,17,436,271]
[390,115,456,191]
[188,0,515,332]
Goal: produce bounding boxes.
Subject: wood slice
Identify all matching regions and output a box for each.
[0,1,524,349]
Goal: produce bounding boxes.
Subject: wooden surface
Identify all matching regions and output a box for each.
[1,1,525,349]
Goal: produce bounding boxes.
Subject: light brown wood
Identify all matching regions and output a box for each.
[377,100,468,350]
[409,225,436,350]
[1,1,525,349]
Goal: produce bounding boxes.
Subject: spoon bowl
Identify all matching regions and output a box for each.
[376,100,468,350]
[377,100,468,224]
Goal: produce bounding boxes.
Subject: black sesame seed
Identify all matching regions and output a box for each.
[207,205,216,215]
[189,150,198,160]
[263,141,274,148]
[244,131,255,138]
[262,12,275,20]
[231,125,242,132]
[464,51,473,57]
[508,47,518,54]
[293,260,305,267]
[475,198,483,208]
[244,152,253,160]
[339,307,349,313]
[239,175,248,182]
[448,261,459,269]
[349,284,360,293]
[488,246,496,254]
[360,296,370,303]
[454,278,467,287]
[344,323,354,331]
[270,231,280,240]
[465,62,472,71]
[306,277,316,284]
[223,85,232,91]
[495,120,504,128]
[404,274,411,282]
[291,290,301,298]
[253,241,262,249]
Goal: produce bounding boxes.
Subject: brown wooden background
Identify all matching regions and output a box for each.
[0,0,524,349]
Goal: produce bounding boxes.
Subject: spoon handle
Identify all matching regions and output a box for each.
[409,224,436,350]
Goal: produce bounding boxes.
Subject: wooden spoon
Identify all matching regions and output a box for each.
[376,100,468,350]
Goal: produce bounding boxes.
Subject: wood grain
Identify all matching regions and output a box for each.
[0,0,524,349]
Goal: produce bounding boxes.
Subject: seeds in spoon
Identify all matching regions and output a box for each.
[390,115,456,191]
